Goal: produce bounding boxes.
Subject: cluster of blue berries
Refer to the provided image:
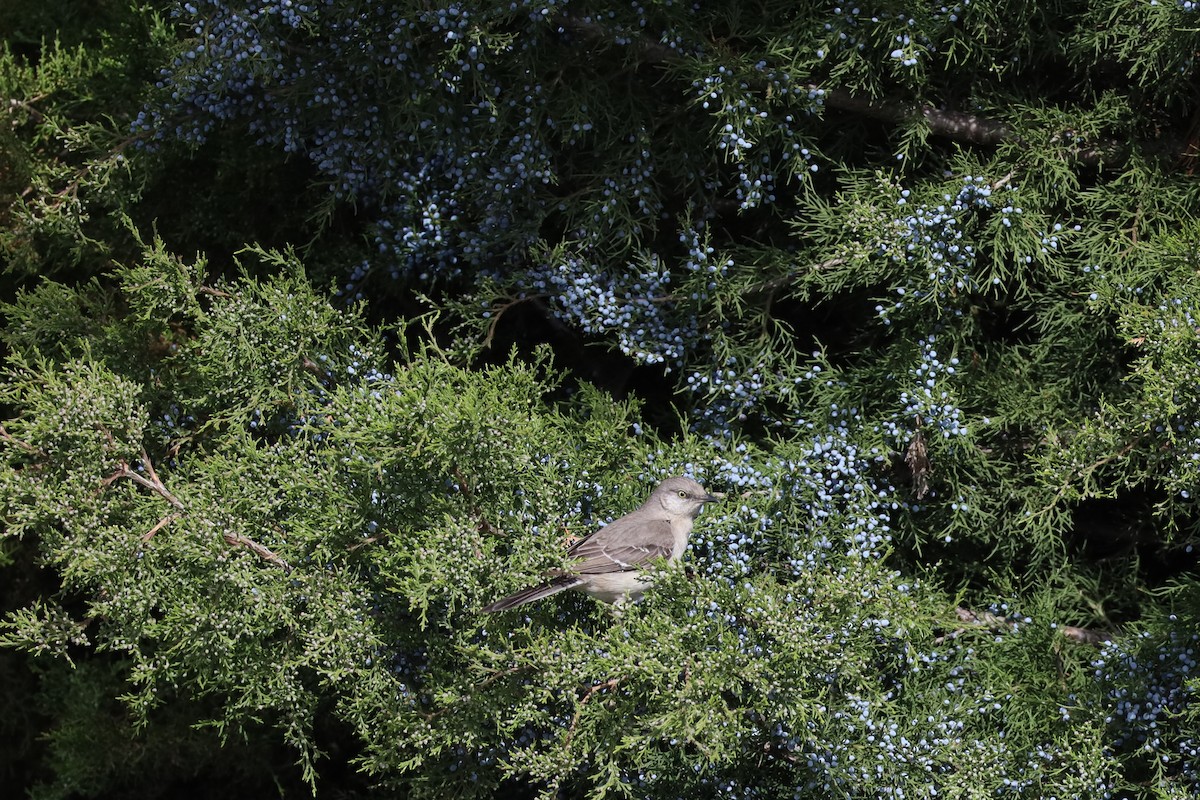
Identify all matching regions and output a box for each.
[894,335,969,441]
[693,65,822,210]
[874,177,1003,325]
[818,3,971,69]
[527,251,703,367]
[139,1,561,288]
[1092,622,1200,790]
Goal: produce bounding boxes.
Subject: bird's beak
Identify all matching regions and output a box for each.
[702,491,724,503]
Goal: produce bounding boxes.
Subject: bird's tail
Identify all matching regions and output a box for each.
[480,575,582,613]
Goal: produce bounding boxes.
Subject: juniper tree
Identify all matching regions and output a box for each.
[3,0,1200,798]
[0,239,1136,798]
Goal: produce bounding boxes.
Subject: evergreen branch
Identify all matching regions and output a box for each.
[102,449,291,570]
[0,423,46,458]
[5,94,49,125]
[1028,438,1142,525]
[418,664,530,721]
[555,15,1166,167]
[743,257,846,299]
[936,607,1110,647]
[563,677,621,749]
[556,16,1009,147]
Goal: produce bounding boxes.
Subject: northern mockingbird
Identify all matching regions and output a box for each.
[481,476,720,613]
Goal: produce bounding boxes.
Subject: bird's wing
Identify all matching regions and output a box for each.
[565,515,674,574]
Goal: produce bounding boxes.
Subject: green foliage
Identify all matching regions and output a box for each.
[0,236,1157,798]
[0,3,172,276]
[5,0,1200,798]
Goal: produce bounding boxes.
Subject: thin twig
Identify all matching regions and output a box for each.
[744,257,846,298]
[101,449,291,570]
[110,451,186,510]
[141,512,180,543]
[223,531,292,572]
[563,677,621,748]
[0,424,45,457]
[482,293,547,349]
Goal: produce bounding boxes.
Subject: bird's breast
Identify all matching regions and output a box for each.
[577,571,654,603]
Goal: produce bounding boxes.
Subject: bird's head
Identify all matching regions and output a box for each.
[651,476,722,518]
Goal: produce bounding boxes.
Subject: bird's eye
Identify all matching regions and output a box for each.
[677,490,688,498]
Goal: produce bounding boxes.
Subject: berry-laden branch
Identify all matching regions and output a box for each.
[563,677,622,749]
[555,14,1167,168]
[936,606,1112,646]
[101,448,291,571]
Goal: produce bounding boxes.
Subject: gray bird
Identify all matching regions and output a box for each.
[481,476,721,613]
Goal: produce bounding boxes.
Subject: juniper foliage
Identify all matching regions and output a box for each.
[3,1,1200,798]
[0,245,1130,798]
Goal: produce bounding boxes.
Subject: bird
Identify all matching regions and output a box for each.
[480,476,721,613]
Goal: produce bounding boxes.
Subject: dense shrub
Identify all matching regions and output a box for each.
[3,1,1200,798]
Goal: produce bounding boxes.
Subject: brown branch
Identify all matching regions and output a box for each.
[0,423,46,457]
[223,530,292,572]
[556,16,1171,168]
[100,452,184,511]
[904,417,931,501]
[101,449,290,570]
[482,293,547,350]
[563,677,621,749]
[141,512,180,543]
[820,88,1012,147]
[935,606,1111,647]
[6,95,48,124]
[1060,625,1112,645]
[300,354,332,382]
[348,535,383,552]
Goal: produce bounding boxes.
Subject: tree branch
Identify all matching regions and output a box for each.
[555,15,1165,167]
[563,677,621,748]
[100,449,291,571]
[936,606,1111,647]
[0,423,46,458]
[222,530,292,572]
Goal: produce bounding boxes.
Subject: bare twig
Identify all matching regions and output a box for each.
[482,293,547,350]
[1060,625,1113,645]
[100,453,184,511]
[223,531,292,572]
[141,512,180,543]
[6,95,48,124]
